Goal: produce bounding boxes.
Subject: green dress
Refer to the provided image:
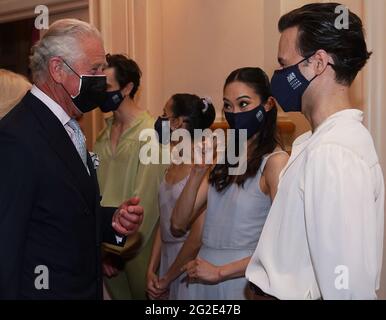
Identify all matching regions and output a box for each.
[94,111,166,299]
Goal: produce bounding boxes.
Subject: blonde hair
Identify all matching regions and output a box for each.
[0,69,32,119]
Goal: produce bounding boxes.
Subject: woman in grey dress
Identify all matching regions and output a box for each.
[146,94,215,300]
[171,68,289,300]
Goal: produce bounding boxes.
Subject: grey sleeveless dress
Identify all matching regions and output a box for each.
[187,153,283,300]
[158,173,191,300]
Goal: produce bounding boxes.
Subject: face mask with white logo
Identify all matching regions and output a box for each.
[271,53,326,113]
[224,105,266,140]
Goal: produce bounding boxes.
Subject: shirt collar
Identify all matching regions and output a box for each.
[30,85,71,126]
[104,110,150,129]
[293,109,363,147]
[314,108,363,134]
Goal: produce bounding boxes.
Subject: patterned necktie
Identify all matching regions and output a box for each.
[66,118,88,170]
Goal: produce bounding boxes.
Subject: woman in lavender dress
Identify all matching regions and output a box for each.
[146,93,215,299]
[171,68,289,300]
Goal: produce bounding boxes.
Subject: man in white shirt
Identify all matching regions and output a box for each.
[246,3,384,300]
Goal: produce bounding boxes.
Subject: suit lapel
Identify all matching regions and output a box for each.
[27,92,96,211]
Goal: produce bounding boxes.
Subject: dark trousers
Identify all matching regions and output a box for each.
[248,282,279,300]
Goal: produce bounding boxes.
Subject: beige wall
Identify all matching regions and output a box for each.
[161,0,264,122]
[90,0,365,139]
[91,0,265,121]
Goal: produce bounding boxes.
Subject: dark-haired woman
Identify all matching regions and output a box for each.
[170,68,289,300]
[146,94,216,300]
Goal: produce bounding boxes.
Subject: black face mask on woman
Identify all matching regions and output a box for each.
[224,104,266,140]
[62,59,108,113]
[154,117,172,145]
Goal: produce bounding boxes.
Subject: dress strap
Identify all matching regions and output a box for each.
[259,150,288,175]
[163,165,192,186]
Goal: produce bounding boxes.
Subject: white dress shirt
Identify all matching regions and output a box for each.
[31,85,71,135]
[30,85,89,174]
[246,109,384,300]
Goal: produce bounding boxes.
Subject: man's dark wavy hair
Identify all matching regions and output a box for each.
[279,2,371,86]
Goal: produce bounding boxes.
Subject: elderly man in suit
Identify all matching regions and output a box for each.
[0,19,144,299]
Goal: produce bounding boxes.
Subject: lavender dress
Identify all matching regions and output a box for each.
[186,152,285,300]
[158,173,191,299]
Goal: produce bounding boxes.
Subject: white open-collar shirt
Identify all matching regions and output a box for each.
[246,109,384,300]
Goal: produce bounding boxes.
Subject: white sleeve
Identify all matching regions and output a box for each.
[304,144,379,300]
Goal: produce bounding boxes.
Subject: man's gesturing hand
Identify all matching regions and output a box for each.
[112,197,144,236]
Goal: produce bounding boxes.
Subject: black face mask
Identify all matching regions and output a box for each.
[225,105,266,157]
[224,105,266,140]
[154,117,172,145]
[271,53,333,113]
[100,90,124,113]
[62,60,107,113]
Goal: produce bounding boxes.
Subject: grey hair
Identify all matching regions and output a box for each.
[29,19,102,83]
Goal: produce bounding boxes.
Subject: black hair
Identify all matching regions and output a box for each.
[170,93,216,137]
[209,67,282,192]
[106,53,142,98]
[278,2,371,86]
